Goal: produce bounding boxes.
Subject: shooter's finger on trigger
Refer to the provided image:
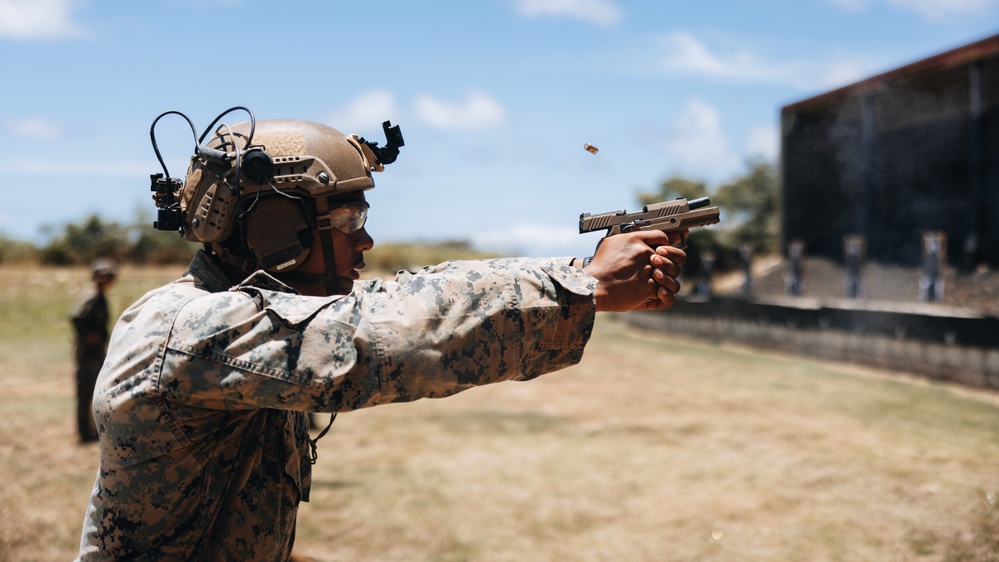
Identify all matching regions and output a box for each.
[665,229,688,248]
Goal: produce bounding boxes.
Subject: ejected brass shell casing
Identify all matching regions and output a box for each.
[583,143,598,154]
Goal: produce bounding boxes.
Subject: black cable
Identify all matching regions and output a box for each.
[149,110,198,179]
[149,106,255,179]
[309,413,337,465]
[198,106,256,148]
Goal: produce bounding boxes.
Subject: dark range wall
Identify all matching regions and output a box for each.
[781,38,999,268]
[621,297,999,389]
[981,55,999,265]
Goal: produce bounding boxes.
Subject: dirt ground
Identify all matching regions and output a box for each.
[2,264,998,561]
[2,319,999,561]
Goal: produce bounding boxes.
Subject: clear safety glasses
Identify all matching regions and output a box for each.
[328,201,369,234]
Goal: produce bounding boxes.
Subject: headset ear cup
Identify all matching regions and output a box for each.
[244,196,312,271]
[241,148,275,184]
[181,161,240,243]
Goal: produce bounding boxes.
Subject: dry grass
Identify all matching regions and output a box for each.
[1,265,998,561]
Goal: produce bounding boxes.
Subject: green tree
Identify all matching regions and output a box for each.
[713,159,779,254]
[39,215,130,265]
[0,234,38,264]
[127,211,200,264]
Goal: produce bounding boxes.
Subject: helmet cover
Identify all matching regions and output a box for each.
[179,119,378,245]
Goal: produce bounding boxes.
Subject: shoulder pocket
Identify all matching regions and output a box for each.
[239,287,343,329]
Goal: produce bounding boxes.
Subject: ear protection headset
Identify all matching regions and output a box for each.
[149,106,403,294]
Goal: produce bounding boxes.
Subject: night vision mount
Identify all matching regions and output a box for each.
[358,120,405,169]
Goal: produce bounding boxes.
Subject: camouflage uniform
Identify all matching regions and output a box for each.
[71,286,111,442]
[78,250,597,561]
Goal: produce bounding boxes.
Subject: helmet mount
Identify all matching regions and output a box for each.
[149,106,403,295]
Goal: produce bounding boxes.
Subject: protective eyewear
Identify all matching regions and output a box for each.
[328,201,369,234]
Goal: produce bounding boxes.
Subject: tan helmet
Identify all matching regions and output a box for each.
[149,108,403,294]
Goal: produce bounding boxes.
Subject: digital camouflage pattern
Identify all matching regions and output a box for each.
[78,250,597,561]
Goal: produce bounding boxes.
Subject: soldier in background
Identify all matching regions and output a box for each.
[70,259,117,443]
[843,235,865,299]
[785,240,805,297]
[920,232,946,303]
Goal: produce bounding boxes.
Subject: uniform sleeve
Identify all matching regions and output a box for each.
[159,257,597,412]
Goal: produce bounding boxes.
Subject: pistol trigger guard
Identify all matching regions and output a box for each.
[674,230,688,249]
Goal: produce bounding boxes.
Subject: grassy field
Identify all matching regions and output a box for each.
[1,264,998,561]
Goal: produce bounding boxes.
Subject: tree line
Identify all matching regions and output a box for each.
[0,213,201,266]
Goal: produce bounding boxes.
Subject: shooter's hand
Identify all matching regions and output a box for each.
[583,230,687,312]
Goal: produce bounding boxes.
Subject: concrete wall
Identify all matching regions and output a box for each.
[619,296,999,389]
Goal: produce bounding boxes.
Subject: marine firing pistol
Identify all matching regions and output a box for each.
[579,197,720,266]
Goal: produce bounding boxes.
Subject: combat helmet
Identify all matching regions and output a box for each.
[149,107,403,294]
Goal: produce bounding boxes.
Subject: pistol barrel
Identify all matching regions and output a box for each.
[688,197,711,209]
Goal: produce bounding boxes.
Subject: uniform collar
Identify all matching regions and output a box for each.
[188,249,298,295]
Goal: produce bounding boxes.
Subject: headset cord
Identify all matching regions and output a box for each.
[309,412,337,465]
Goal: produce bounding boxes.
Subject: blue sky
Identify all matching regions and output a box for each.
[1,0,996,259]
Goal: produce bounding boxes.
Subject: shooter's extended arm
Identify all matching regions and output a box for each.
[579,197,720,265]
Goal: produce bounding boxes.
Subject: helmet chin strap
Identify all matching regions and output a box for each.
[274,238,353,295]
[274,196,354,296]
[212,197,354,296]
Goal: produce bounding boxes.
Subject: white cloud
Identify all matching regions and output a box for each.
[745,124,779,160]
[829,0,999,20]
[890,0,999,20]
[325,90,506,133]
[472,223,588,257]
[0,0,87,40]
[648,32,870,90]
[653,32,760,79]
[651,32,787,83]
[664,98,741,180]
[414,92,506,130]
[5,117,67,140]
[509,0,624,27]
[323,90,399,134]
